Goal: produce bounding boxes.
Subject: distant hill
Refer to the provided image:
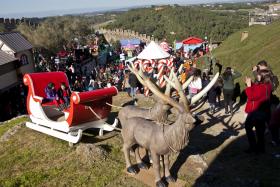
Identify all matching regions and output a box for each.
[213,21,280,95]
[106,5,249,42]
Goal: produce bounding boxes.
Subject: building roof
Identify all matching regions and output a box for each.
[0,50,17,66]
[0,32,33,53]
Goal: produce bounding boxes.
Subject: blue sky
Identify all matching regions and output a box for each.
[0,0,254,17]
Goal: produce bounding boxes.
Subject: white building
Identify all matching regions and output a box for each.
[0,32,34,91]
[269,4,280,12]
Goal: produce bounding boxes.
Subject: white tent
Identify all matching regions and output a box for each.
[137,41,170,60]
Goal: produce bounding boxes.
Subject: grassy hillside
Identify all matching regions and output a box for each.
[213,21,280,96]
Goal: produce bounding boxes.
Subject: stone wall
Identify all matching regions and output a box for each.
[97,28,159,44]
[0,18,38,31]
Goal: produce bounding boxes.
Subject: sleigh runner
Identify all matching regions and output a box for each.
[23,72,118,144]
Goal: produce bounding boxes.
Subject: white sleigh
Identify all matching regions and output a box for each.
[23,72,118,144]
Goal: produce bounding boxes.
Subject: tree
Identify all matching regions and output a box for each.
[17,16,92,53]
[106,6,248,43]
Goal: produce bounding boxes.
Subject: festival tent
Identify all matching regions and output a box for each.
[175,42,183,50]
[181,37,204,53]
[120,39,141,49]
[182,37,204,45]
[137,41,170,60]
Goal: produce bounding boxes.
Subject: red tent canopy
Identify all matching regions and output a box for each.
[182,37,204,45]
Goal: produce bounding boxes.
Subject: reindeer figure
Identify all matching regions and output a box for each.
[119,66,198,187]
[121,64,194,124]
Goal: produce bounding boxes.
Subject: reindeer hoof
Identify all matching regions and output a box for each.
[156,180,167,187]
[127,166,137,175]
[166,175,176,183]
[137,162,148,170]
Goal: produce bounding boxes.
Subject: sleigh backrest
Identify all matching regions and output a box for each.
[24,71,70,98]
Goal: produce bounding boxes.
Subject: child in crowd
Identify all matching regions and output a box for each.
[44,82,58,102]
[44,82,62,110]
[57,82,71,109]
[188,69,202,98]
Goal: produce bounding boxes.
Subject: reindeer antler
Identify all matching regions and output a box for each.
[165,72,220,106]
[182,76,194,90]
[128,63,147,87]
[164,71,190,112]
[171,70,190,112]
[190,72,220,105]
[164,67,174,96]
[131,63,184,113]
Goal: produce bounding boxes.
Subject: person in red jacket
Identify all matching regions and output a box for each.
[244,69,272,153]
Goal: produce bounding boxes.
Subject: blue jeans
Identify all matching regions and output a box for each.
[130,87,137,99]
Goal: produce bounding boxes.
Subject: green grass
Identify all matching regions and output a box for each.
[0,107,147,187]
[0,125,130,187]
[0,117,29,137]
[212,21,280,96]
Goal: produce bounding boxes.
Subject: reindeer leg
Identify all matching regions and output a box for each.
[123,144,137,175]
[151,151,166,187]
[164,155,176,183]
[135,147,148,170]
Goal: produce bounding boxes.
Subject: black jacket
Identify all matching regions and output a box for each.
[57,87,71,100]
[129,73,138,88]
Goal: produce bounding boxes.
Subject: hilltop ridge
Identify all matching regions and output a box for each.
[213,21,280,95]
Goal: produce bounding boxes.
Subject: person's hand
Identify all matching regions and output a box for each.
[245,77,252,87]
[252,66,258,72]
